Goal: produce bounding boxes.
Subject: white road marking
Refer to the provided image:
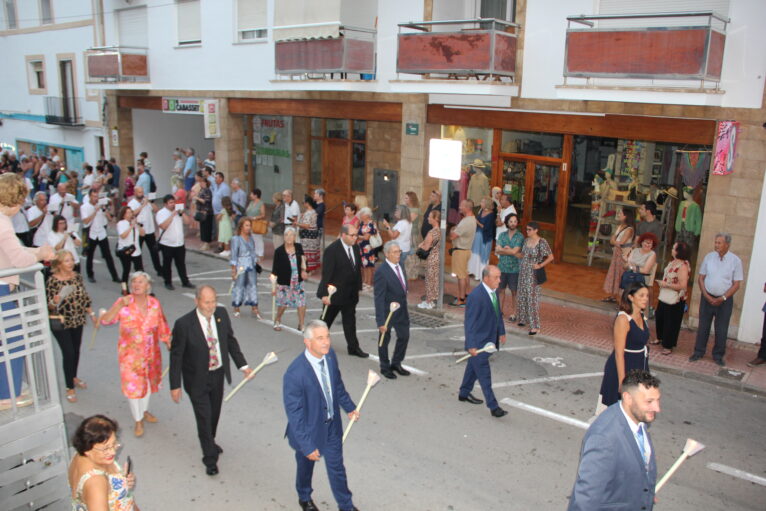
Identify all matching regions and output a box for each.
[406,345,544,360]
[500,398,589,430]
[706,463,766,487]
[187,269,232,278]
[368,355,428,375]
[256,318,303,335]
[433,323,464,330]
[492,372,603,389]
[532,356,567,368]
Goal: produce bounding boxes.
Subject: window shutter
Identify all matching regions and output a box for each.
[237,0,267,31]
[177,0,202,44]
[117,7,148,47]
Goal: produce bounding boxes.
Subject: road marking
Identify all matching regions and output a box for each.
[532,356,567,368]
[187,269,231,278]
[406,345,544,360]
[706,463,766,487]
[492,372,603,389]
[434,323,464,330]
[368,355,428,375]
[256,318,303,335]
[500,398,589,430]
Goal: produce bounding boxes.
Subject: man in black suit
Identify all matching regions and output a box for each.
[318,224,368,358]
[374,241,411,379]
[169,285,252,476]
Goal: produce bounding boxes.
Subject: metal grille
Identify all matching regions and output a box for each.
[408,310,456,329]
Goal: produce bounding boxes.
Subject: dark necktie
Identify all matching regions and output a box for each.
[395,265,406,291]
[347,246,355,268]
[319,359,333,420]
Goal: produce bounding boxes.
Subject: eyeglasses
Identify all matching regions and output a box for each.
[345,233,359,238]
[92,443,121,453]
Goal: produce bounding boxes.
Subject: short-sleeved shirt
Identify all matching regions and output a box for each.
[497,230,524,274]
[156,207,184,247]
[48,193,77,223]
[636,219,663,241]
[392,220,412,252]
[453,215,477,250]
[80,202,108,240]
[284,200,300,225]
[128,198,155,234]
[699,250,743,296]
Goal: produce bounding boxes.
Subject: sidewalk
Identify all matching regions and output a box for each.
[184,231,766,397]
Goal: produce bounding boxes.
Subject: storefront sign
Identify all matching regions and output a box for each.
[203,100,220,138]
[428,139,462,181]
[162,98,204,115]
[713,121,738,176]
[406,123,419,136]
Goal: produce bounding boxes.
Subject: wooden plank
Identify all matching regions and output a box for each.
[427,105,715,145]
[230,98,402,122]
[117,95,162,110]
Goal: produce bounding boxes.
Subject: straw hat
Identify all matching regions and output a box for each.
[471,158,486,168]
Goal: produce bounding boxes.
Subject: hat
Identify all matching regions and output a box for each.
[471,158,486,168]
[663,187,679,200]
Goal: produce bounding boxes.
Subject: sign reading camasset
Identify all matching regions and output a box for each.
[162,98,204,114]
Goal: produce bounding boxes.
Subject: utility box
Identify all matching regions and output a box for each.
[372,168,399,221]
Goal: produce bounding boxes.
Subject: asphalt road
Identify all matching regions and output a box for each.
[60,249,766,510]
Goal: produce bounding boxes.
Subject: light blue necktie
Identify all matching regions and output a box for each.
[636,424,648,466]
[319,359,334,420]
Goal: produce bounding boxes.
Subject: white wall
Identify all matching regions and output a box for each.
[131,109,214,195]
[738,171,766,344]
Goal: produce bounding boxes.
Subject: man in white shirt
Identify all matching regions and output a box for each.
[81,164,95,198]
[81,189,120,283]
[230,178,247,219]
[27,192,52,247]
[48,183,79,223]
[156,194,194,291]
[203,150,216,170]
[495,194,517,240]
[129,186,162,275]
[283,189,300,228]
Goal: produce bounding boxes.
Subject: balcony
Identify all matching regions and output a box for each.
[84,46,149,84]
[564,11,728,87]
[396,19,518,81]
[44,97,83,126]
[274,26,375,79]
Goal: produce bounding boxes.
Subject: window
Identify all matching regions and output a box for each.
[480,0,515,22]
[26,57,46,94]
[4,0,17,29]
[236,0,267,42]
[117,7,148,47]
[177,0,201,46]
[40,0,53,25]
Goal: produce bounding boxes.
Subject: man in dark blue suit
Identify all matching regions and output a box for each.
[283,320,360,511]
[374,241,410,380]
[458,265,508,417]
[568,370,661,510]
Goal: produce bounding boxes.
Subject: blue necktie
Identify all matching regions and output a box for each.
[636,424,648,466]
[319,359,333,420]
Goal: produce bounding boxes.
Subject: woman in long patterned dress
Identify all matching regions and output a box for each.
[229,217,260,319]
[516,221,554,335]
[602,208,635,303]
[297,196,320,273]
[271,228,308,331]
[357,207,377,288]
[417,209,441,309]
[100,272,170,438]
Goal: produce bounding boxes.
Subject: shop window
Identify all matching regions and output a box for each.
[177,0,202,46]
[326,119,349,139]
[501,131,563,158]
[40,0,53,25]
[352,143,366,192]
[441,125,494,223]
[352,120,367,140]
[4,0,17,29]
[310,139,322,185]
[27,58,46,94]
[309,118,367,194]
[236,0,267,42]
[310,118,323,137]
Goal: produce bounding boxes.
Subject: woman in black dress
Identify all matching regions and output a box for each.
[599,282,651,407]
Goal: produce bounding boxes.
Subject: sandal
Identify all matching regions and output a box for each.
[252,309,262,320]
[233,310,241,318]
[297,324,304,332]
[649,340,661,345]
[273,322,282,331]
[74,378,87,390]
[601,297,616,303]
[508,315,517,323]
[66,390,77,403]
[661,348,673,355]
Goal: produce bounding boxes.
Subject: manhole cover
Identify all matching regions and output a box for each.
[717,368,744,381]
[409,310,455,328]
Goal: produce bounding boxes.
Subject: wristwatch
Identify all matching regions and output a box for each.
[722,295,727,301]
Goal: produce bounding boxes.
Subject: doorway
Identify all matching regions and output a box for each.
[59,59,77,123]
[324,139,351,219]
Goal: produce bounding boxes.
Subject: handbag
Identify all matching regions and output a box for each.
[194,211,207,222]
[251,218,268,234]
[534,267,547,285]
[116,244,135,258]
[415,247,430,260]
[658,286,681,305]
[620,270,646,289]
[49,314,65,331]
[369,231,383,249]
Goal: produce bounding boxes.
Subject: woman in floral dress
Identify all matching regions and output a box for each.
[271,227,308,331]
[357,207,377,288]
[100,272,170,438]
[297,196,320,273]
[417,209,441,309]
[516,221,554,335]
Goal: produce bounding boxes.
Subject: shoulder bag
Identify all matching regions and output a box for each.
[368,224,383,249]
[251,218,268,235]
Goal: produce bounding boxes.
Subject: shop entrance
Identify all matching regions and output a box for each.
[323,139,351,220]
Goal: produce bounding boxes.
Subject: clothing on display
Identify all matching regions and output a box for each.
[679,151,711,188]
[467,163,490,206]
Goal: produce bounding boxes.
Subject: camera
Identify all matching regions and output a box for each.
[137,222,144,227]
[69,233,76,240]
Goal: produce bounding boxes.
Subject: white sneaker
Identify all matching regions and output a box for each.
[417,301,433,309]
[219,250,231,258]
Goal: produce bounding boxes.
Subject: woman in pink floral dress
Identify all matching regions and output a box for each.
[100,272,170,438]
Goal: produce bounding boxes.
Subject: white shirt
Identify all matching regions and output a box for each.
[28,206,52,246]
[619,401,652,465]
[128,197,156,234]
[304,349,333,403]
[48,193,78,223]
[481,282,498,303]
[116,220,141,256]
[47,231,80,263]
[81,173,94,192]
[699,250,744,297]
[196,309,223,371]
[156,207,184,247]
[392,220,412,252]
[81,202,108,240]
[495,205,517,239]
[284,200,300,225]
[340,239,356,266]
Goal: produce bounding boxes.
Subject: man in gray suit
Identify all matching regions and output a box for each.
[568,370,661,511]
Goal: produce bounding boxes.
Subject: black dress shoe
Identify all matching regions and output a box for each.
[458,393,483,405]
[391,365,410,376]
[381,369,397,379]
[164,283,175,291]
[491,407,508,418]
[182,282,195,289]
[688,354,702,362]
[112,278,121,283]
[299,499,319,511]
[206,465,219,476]
[348,348,369,358]
[87,276,96,283]
[215,443,223,454]
[713,358,725,367]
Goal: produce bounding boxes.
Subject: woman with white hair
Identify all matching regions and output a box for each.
[100,271,171,437]
[357,206,378,288]
[271,227,308,331]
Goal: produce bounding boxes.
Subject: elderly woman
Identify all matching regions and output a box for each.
[602,208,635,303]
[468,196,497,280]
[297,195,320,273]
[357,207,378,288]
[116,206,144,284]
[47,249,95,403]
[517,221,554,335]
[48,214,82,272]
[271,227,308,332]
[417,209,441,309]
[382,204,412,267]
[194,172,214,250]
[621,232,658,290]
[68,415,138,511]
[229,217,261,319]
[100,272,171,437]
[655,241,691,355]
[0,173,54,402]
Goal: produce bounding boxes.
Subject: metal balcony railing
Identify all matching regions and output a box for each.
[274,26,376,79]
[564,11,729,86]
[397,18,519,81]
[84,46,149,83]
[44,96,83,126]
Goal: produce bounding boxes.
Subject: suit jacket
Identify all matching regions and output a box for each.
[283,348,356,456]
[169,307,248,396]
[464,284,505,351]
[317,239,362,305]
[373,262,409,327]
[567,402,657,511]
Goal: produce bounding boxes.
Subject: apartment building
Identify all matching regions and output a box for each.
[3,0,766,344]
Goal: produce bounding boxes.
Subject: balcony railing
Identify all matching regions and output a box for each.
[84,46,149,83]
[564,11,729,86]
[274,26,376,79]
[44,96,83,126]
[397,19,518,81]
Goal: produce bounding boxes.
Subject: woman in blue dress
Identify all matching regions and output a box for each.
[229,217,260,319]
[599,282,651,407]
[467,197,496,280]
